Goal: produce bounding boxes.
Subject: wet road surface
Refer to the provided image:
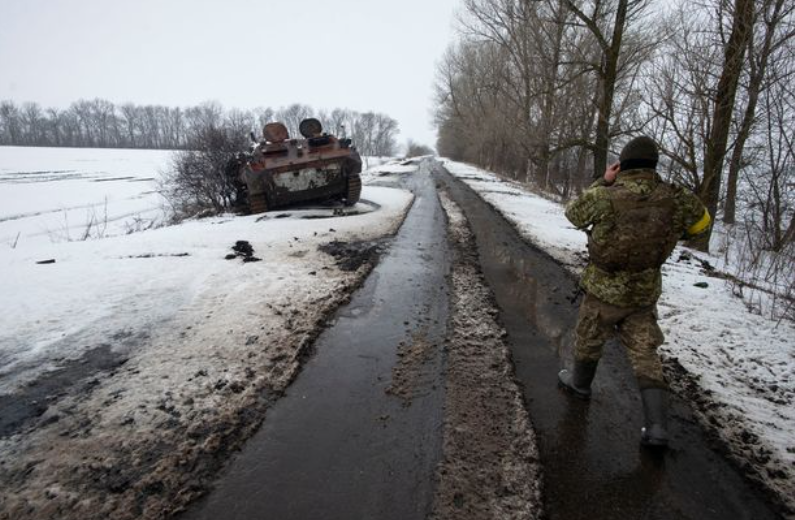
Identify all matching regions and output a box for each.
[181,161,449,520]
[437,166,781,520]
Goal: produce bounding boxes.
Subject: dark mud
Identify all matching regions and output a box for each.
[225,240,260,262]
[319,239,384,272]
[0,344,131,438]
[127,253,190,259]
[251,199,381,221]
[437,166,782,520]
[664,356,795,517]
[387,328,439,404]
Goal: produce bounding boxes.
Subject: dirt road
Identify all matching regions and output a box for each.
[436,165,782,520]
[181,160,451,519]
[182,159,543,520]
[182,160,783,520]
[5,158,782,519]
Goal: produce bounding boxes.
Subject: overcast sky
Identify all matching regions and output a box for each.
[0,0,462,148]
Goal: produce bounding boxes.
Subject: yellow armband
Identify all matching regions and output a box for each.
[687,209,711,236]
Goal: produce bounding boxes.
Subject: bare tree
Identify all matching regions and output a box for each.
[561,0,655,178]
[0,98,395,155]
[71,99,96,147]
[45,107,62,146]
[642,6,720,193]
[690,0,756,251]
[724,0,795,224]
[750,71,795,251]
[21,102,45,146]
[162,125,249,217]
[436,0,655,194]
[277,103,314,139]
[225,108,256,138]
[0,101,22,144]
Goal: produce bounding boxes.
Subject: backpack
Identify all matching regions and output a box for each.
[587,179,679,272]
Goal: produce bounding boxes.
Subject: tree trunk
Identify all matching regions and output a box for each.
[725,0,785,225]
[782,212,795,246]
[593,0,628,179]
[690,0,755,251]
[539,0,567,183]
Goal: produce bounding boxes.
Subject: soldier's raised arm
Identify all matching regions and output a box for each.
[565,162,619,229]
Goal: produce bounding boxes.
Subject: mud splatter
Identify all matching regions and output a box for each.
[319,240,383,272]
[387,329,438,404]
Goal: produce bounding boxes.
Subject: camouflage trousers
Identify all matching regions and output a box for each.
[574,293,666,389]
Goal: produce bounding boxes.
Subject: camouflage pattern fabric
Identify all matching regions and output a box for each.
[574,293,666,389]
[565,168,708,308]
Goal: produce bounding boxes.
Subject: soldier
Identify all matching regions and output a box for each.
[558,136,711,448]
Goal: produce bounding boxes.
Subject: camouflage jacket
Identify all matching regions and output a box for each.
[565,169,710,308]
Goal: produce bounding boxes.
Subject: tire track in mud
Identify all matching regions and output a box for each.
[437,165,783,520]
[430,190,542,520]
[387,327,439,404]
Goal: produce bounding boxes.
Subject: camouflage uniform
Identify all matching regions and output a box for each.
[565,168,710,389]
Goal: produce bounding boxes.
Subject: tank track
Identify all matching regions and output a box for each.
[249,193,269,214]
[345,172,362,206]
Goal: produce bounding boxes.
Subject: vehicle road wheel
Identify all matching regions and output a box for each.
[344,172,361,206]
[249,193,269,214]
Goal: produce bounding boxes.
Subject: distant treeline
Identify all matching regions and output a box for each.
[0,99,400,157]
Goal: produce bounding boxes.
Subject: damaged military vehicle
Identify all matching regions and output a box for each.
[227,118,363,214]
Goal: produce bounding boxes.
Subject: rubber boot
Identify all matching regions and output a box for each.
[640,388,669,448]
[557,360,598,400]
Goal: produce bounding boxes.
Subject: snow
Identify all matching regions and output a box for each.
[0,146,397,248]
[0,146,414,395]
[0,147,418,518]
[442,159,795,510]
[363,157,426,180]
[0,146,172,247]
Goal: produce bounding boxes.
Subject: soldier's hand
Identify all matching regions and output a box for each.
[604,162,620,184]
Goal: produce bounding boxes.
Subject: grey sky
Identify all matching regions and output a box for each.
[0,0,462,148]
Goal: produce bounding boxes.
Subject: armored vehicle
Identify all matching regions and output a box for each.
[228,118,362,214]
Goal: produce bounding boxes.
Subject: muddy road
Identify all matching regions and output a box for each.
[180,160,781,520]
[436,165,781,520]
[182,160,450,520]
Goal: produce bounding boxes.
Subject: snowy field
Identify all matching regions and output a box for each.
[0,147,400,249]
[0,146,172,248]
[0,146,414,393]
[442,159,795,513]
[0,146,411,394]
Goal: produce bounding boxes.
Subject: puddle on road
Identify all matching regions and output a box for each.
[438,168,781,520]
